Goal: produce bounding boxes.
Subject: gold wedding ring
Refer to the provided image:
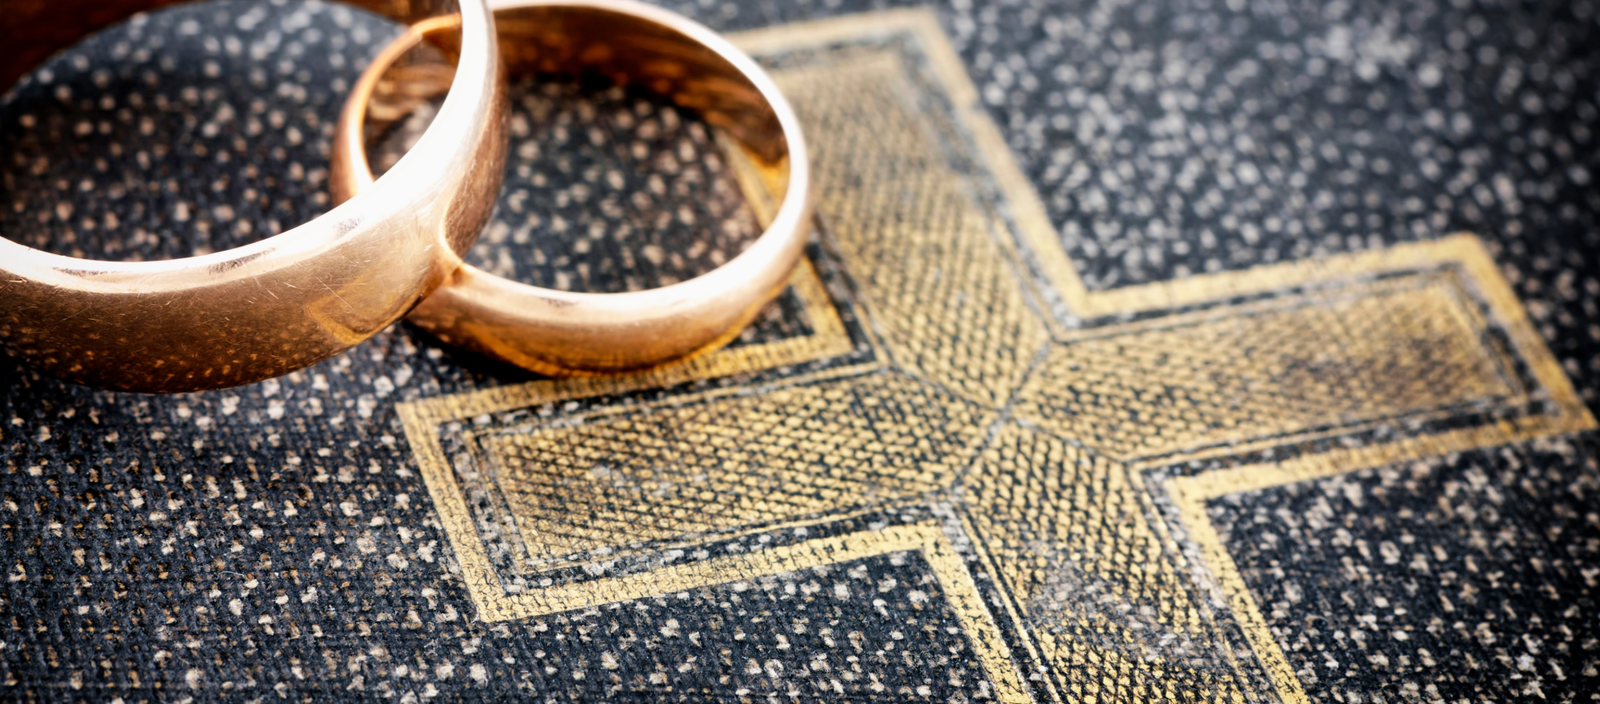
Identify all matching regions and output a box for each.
[333,0,811,375]
[0,0,507,393]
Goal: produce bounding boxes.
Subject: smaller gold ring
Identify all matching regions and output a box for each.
[333,0,812,375]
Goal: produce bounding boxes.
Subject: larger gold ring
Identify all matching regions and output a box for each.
[0,0,508,393]
[333,0,811,375]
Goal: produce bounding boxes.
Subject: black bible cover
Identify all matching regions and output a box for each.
[1,1,1598,702]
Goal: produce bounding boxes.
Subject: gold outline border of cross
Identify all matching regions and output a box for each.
[398,10,1595,703]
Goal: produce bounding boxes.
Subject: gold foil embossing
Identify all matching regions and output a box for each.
[401,9,1595,702]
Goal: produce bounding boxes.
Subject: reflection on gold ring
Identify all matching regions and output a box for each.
[333,0,813,376]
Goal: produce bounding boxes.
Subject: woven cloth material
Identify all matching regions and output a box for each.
[1,1,1598,702]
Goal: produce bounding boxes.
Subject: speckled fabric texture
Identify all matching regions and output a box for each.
[1,0,1598,702]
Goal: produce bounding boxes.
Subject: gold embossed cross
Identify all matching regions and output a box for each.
[398,11,1594,703]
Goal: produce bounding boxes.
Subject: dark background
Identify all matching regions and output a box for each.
[0,0,1597,701]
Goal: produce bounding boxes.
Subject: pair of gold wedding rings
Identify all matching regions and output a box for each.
[0,0,810,393]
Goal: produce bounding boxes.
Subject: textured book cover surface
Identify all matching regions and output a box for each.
[1,1,1598,702]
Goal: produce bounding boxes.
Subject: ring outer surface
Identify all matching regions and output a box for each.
[0,0,509,393]
[333,0,812,376]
